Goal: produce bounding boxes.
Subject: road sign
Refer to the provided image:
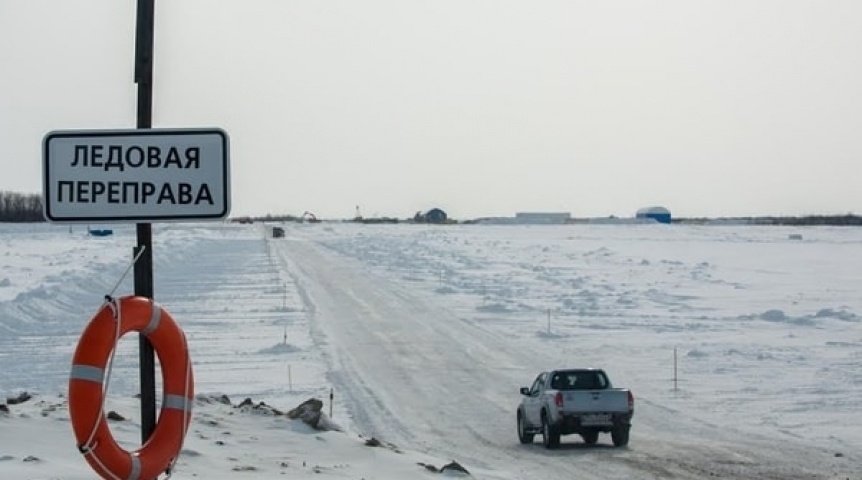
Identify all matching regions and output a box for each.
[43,128,230,222]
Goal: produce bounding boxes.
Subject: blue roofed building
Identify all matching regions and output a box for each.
[636,206,672,224]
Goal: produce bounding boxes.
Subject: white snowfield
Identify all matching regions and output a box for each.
[1,222,860,479]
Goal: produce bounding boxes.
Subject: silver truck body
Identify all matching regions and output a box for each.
[517,368,633,448]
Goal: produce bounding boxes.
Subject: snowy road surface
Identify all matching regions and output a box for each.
[2,222,860,479]
[276,229,860,479]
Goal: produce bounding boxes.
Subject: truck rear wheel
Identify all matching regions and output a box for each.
[542,412,560,449]
[611,425,630,447]
[517,411,534,444]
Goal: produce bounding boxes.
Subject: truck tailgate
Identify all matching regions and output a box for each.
[560,389,629,414]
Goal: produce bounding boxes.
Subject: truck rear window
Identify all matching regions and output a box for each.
[550,371,609,390]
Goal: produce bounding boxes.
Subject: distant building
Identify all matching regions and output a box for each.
[515,212,571,224]
[415,208,448,224]
[635,206,671,224]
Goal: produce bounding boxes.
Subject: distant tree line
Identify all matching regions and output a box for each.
[0,191,44,222]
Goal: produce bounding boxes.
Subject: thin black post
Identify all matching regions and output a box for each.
[134,0,157,444]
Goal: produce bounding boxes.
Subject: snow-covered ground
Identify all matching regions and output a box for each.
[1,222,860,479]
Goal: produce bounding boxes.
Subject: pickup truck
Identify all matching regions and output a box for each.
[517,369,633,448]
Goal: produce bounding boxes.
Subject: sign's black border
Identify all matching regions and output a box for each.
[43,128,230,223]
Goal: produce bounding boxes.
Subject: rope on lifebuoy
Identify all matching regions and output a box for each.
[69,296,194,480]
[76,296,123,480]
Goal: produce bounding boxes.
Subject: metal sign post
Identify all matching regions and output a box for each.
[134,0,157,444]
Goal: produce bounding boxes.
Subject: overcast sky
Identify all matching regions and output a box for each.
[2,0,861,219]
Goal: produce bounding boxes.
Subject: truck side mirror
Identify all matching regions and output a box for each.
[520,387,530,396]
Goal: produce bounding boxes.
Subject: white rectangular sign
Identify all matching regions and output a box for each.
[43,128,230,222]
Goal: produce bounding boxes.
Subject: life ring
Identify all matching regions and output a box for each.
[69,296,194,480]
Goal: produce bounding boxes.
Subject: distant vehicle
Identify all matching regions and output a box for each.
[272,227,285,238]
[517,369,633,448]
[88,228,113,237]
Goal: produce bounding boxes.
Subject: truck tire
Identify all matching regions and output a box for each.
[542,412,560,449]
[517,411,534,444]
[611,425,630,447]
[580,429,599,445]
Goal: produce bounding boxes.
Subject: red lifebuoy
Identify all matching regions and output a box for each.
[69,296,194,480]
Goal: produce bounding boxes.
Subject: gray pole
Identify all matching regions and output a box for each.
[133,0,157,444]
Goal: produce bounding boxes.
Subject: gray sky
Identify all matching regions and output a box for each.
[2,0,861,219]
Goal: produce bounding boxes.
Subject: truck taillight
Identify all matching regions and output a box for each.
[628,391,635,411]
[555,392,564,408]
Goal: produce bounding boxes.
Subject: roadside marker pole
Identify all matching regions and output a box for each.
[329,389,334,418]
[133,0,157,443]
